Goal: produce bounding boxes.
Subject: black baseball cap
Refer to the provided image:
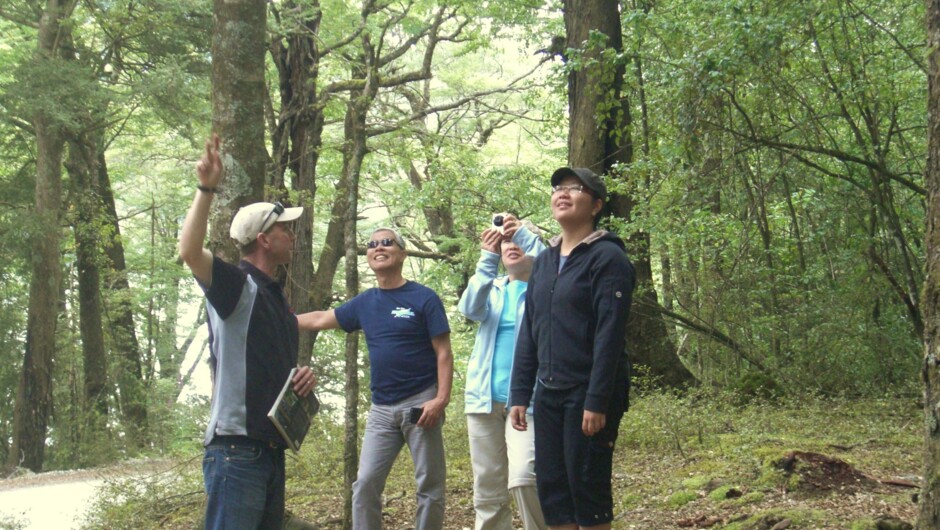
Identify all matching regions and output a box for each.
[551,167,607,201]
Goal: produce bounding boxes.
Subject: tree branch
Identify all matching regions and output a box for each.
[366,59,545,137]
[0,5,39,28]
[641,299,772,377]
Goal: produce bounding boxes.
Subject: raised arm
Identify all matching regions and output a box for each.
[457,228,502,321]
[502,215,546,258]
[179,135,223,286]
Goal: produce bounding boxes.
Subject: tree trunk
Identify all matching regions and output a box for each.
[339,46,374,524]
[65,136,109,421]
[562,0,693,388]
[96,152,148,447]
[402,81,458,254]
[340,95,368,530]
[209,0,268,261]
[9,0,70,472]
[270,1,325,366]
[918,1,940,527]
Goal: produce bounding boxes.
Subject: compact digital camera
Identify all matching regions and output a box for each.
[492,212,508,234]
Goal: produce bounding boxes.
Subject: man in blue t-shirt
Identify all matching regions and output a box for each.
[298,227,453,530]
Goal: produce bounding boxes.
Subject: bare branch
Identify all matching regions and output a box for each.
[0,114,35,134]
[367,59,546,137]
[644,299,773,377]
[846,0,926,74]
[742,133,924,196]
[377,2,439,68]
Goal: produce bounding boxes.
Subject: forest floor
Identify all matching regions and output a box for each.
[23,391,921,530]
[284,392,921,530]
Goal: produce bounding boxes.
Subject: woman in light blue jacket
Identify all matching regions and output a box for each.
[458,214,546,530]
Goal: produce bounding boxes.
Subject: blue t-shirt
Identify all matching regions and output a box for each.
[334,281,450,405]
[491,280,526,403]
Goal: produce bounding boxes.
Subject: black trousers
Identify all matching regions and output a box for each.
[533,381,626,527]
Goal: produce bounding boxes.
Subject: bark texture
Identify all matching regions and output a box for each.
[209,0,268,262]
[918,0,940,527]
[270,1,325,366]
[562,0,693,387]
[9,0,70,472]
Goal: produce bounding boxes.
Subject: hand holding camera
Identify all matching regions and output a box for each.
[491,212,509,234]
[480,227,502,254]
[495,213,521,239]
[481,213,520,254]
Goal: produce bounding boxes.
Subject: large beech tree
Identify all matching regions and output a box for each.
[208,0,268,261]
[562,0,693,387]
[8,0,73,472]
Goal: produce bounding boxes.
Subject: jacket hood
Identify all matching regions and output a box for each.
[548,230,625,251]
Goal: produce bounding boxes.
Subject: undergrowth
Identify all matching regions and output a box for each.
[79,388,922,529]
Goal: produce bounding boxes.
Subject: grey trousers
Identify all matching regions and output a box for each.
[352,386,446,530]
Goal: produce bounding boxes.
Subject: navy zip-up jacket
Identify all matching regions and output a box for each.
[509,230,635,413]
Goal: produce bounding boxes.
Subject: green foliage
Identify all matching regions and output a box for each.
[680,474,710,490]
[617,0,925,395]
[727,372,781,404]
[81,390,920,528]
[81,459,205,530]
[721,509,827,530]
[0,0,930,504]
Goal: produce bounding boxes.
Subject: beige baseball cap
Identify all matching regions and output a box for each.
[229,202,303,246]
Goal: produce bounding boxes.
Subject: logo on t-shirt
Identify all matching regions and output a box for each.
[391,307,415,319]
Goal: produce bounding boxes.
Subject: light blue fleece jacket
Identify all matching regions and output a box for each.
[458,225,545,414]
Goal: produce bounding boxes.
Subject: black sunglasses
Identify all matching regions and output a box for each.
[259,201,285,233]
[367,238,401,249]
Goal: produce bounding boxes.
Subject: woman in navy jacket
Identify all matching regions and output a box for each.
[509,167,635,530]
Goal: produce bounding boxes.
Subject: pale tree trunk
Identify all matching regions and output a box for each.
[918,0,940,526]
[209,0,267,262]
[9,0,71,472]
[562,0,693,388]
[338,36,377,521]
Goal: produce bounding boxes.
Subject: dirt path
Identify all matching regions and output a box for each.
[0,460,173,529]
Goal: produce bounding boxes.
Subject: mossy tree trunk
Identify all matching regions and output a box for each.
[920,0,940,527]
[209,0,267,262]
[9,0,72,472]
[562,0,694,388]
[270,0,325,367]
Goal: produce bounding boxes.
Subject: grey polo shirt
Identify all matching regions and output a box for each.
[201,257,298,447]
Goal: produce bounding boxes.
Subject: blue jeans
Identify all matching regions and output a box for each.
[203,436,286,530]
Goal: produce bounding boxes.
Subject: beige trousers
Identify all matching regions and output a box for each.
[467,407,546,530]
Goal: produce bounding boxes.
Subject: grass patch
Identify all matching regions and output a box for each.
[721,508,827,529]
[680,475,711,490]
[666,490,698,508]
